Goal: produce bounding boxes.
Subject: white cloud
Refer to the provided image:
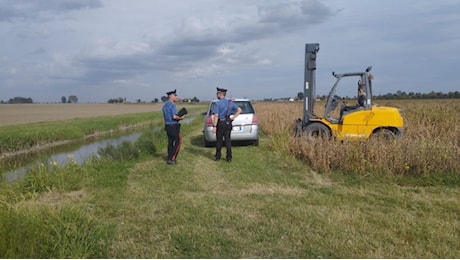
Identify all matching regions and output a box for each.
[0,0,459,102]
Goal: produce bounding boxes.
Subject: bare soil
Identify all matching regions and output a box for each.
[0,103,163,127]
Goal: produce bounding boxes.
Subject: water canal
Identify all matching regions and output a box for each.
[1,117,196,182]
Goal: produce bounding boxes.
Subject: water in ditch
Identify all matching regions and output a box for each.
[1,117,196,182]
[2,131,143,183]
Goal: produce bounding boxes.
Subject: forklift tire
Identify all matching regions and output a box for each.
[304,123,331,140]
[370,128,397,141]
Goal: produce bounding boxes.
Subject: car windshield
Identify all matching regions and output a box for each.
[208,100,255,115]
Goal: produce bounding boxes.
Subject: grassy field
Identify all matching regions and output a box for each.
[0,100,459,258]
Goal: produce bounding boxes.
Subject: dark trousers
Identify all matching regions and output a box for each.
[165,124,181,161]
[215,120,232,160]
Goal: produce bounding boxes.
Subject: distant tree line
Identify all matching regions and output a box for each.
[107,97,160,103]
[3,97,34,103]
[182,97,200,102]
[2,90,458,104]
[313,91,460,101]
[374,90,460,99]
[262,91,460,102]
[107,97,126,103]
[0,96,79,104]
[160,96,200,103]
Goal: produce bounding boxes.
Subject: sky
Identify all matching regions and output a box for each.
[0,0,459,103]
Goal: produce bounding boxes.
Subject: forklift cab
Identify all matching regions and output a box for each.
[325,66,373,123]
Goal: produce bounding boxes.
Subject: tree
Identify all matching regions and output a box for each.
[68,95,78,103]
[297,92,303,100]
[161,95,168,102]
[61,96,67,103]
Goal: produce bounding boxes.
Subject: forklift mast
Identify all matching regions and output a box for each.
[303,43,320,124]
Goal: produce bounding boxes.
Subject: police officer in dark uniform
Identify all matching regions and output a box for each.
[162,89,185,164]
[212,87,242,162]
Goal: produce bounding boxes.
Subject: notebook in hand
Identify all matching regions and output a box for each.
[177,107,188,117]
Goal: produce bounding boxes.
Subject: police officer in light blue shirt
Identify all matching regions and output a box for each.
[162,89,185,164]
[212,87,242,162]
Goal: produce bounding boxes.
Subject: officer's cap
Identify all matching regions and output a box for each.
[216,87,227,93]
[166,89,177,96]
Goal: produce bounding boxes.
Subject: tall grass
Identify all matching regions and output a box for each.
[0,204,112,258]
[0,158,115,258]
[254,99,460,179]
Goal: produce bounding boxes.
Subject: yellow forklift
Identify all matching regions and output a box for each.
[297,43,404,140]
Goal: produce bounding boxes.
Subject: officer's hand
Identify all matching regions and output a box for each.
[212,127,217,134]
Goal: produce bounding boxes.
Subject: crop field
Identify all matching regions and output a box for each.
[0,103,165,127]
[254,99,460,177]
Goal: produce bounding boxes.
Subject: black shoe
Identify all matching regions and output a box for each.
[167,160,176,164]
[215,158,221,161]
[226,158,232,162]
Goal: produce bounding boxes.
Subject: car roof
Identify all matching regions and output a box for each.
[210,98,251,103]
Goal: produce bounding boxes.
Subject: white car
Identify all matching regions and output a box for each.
[203,99,259,147]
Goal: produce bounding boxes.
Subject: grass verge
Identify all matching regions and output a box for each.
[0,112,157,154]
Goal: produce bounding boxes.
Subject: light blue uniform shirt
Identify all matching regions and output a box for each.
[213,98,238,119]
[162,100,178,125]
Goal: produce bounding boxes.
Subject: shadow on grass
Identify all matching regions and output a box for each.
[187,134,259,162]
[190,134,258,148]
